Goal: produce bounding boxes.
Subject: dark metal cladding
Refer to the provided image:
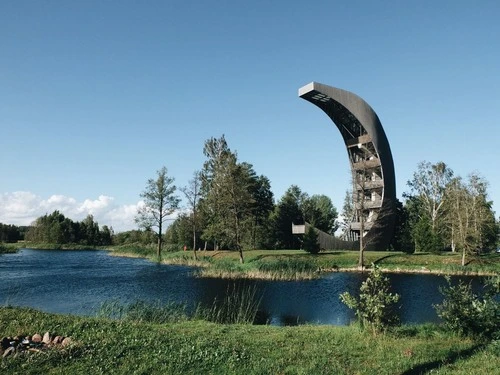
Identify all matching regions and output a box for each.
[298,82,396,250]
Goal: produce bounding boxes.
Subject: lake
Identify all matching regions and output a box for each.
[0,249,488,326]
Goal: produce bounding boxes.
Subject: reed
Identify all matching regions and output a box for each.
[195,282,261,324]
[97,300,189,324]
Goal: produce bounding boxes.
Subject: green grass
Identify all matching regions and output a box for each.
[20,242,105,250]
[107,246,500,280]
[1,307,497,374]
[0,242,21,254]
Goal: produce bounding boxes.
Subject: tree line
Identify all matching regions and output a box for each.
[2,136,498,261]
[135,135,499,261]
[0,223,29,243]
[23,211,113,246]
[134,135,339,261]
[394,161,498,265]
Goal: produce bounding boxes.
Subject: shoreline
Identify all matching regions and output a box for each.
[109,250,499,280]
[6,245,498,280]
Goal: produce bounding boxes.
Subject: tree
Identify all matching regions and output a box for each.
[340,265,400,335]
[303,226,320,254]
[200,136,255,262]
[407,161,453,234]
[435,276,500,339]
[301,194,338,235]
[271,185,304,249]
[200,135,231,250]
[389,199,413,253]
[339,189,355,240]
[445,173,497,265]
[181,170,202,260]
[247,174,274,249]
[136,167,180,259]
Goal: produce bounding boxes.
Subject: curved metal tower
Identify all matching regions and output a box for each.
[298,82,396,250]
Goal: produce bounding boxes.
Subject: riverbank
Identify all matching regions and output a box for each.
[1,306,497,374]
[109,247,500,280]
[0,242,22,254]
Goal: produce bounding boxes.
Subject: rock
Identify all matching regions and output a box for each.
[42,332,51,344]
[32,333,42,343]
[61,337,72,347]
[52,336,63,344]
[2,346,15,358]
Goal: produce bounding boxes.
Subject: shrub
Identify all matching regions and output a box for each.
[303,226,320,254]
[434,275,500,339]
[340,265,400,334]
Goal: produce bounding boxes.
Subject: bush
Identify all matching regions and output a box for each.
[434,276,500,339]
[303,226,320,254]
[340,265,400,334]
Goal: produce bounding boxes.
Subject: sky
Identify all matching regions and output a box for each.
[1,1,500,232]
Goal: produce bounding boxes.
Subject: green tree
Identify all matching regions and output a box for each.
[247,174,274,249]
[302,226,320,254]
[302,194,338,235]
[339,189,355,240]
[407,161,453,245]
[181,170,202,259]
[445,173,498,265]
[200,135,231,250]
[435,276,499,339]
[200,136,254,262]
[271,185,304,249]
[136,166,180,259]
[340,265,400,335]
[0,223,21,243]
[389,199,413,253]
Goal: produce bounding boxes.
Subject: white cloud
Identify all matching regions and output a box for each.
[0,192,141,232]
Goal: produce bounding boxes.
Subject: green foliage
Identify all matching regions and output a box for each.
[24,211,112,246]
[136,166,180,258]
[112,229,156,246]
[0,223,21,242]
[0,242,20,254]
[196,282,261,324]
[271,185,304,249]
[434,276,500,339]
[413,216,442,253]
[390,199,414,253]
[200,136,256,256]
[340,265,400,334]
[303,226,320,254]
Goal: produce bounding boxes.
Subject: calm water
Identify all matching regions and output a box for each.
[0,249,488,326]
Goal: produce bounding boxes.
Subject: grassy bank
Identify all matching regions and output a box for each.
[21,242,107,250]
[1,307,497,374]
[0,242,22,254]
[108,246,500,280]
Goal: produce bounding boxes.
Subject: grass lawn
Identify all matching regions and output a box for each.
[1,307,498,374]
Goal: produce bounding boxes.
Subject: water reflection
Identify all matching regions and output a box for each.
[0,249,488,326]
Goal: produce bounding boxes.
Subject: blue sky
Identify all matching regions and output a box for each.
[1,1,499,231]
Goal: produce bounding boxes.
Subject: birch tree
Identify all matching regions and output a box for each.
[181,170,202,260]
[136,167,180,259]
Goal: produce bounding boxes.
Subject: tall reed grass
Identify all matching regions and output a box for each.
[196,282,262,324]
[97,300,188,324]
[97,282,262,325]
[256,258,318,279]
